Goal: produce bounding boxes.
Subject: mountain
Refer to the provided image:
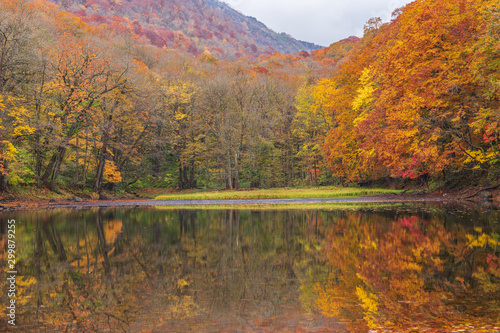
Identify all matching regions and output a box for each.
[53,0,322,58]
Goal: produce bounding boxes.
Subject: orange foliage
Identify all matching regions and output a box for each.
[314,0,500,181]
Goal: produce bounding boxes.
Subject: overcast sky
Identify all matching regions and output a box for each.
[222,0,414,46]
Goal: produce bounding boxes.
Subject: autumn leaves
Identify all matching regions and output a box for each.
[311,0,500,182]
[1,0,499,193]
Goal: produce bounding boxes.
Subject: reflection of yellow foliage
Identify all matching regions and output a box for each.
[0,275,37,316]
[467,232,498,249]
[176,278,190,290]
[0,236,5,260]
[360,238,377,250]
[166,295,200,319]
[174,112,188,120]
[105,219,123,245]
[16,276,37,306]
[473,268,500,294]
[356,286,379,328]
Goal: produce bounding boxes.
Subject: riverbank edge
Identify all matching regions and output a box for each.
[1,187,499,211]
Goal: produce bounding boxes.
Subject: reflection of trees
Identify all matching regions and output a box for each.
[316,210,500,332]
[3,207,498,332]
[2,208,342,332]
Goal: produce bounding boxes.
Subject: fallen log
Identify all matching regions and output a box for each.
[461,184,500,200]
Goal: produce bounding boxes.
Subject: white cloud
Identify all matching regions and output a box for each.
[222,0,414,46]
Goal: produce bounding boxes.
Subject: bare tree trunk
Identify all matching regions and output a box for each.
[233,152,240,189]
[93,133,108,193]
[41,146,66,190]
[205,160,210,189]
[41,152,58,186]
[83,129,89,188]
[0,160,8,192]
[49,146,66,190]
[189,160,196,188]
[34,133,42,187]
[74,136,79,186]
[226,151,233,190]
[34,59,47,188]
[94,114,112,193]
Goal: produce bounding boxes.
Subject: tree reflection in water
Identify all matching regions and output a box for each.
[0,206,499,332]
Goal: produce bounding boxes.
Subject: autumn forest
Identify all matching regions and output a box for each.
[0,0,499,194]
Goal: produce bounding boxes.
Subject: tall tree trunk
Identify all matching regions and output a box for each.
[34,60,47,188]
[226,153,233,190]
[83,129,89,188]
[0,160,8,192]
[93,132,108,193]
[49,146,66,190]
[152,155,161,177]
[189,161,196,188]
[233,152,240,190]
[205,160,210,189]
[74,136,79,186]
[178,164,183,190]
[41,152,58,186]
[40,146,66,190]
[34,133,42,187]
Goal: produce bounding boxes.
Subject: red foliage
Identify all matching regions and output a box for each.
[73,9,87,17]
[88,14,109,24]
[298,50,310,58]
[187,44,198,55]
[145,29,166,47]
[132,20,143,36]
[252,66,269,74]
[486,254,499,275]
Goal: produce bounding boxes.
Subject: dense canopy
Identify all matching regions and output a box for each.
[0,0,499,193]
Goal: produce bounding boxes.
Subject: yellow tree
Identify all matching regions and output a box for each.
[293,83,328,185]
[40,31,124,190]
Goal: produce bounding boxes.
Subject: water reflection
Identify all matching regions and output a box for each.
[0,206,499,332]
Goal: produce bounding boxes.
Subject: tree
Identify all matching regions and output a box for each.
[40,33,124,189]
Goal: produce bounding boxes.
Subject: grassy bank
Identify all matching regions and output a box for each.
[155,186,400,201]
[153,202,398,211]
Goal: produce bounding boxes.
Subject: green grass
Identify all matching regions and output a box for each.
[153,202,398,211]
[155,186,400,201]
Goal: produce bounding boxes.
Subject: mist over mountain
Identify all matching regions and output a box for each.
[52,0,322,57]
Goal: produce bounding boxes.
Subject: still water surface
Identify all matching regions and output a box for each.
[1,205,499,332]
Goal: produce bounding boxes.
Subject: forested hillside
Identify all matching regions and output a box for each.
[0,0,499,195]
[51,0,322,57]
[311,0,500,187]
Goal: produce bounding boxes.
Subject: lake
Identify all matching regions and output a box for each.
[1,204,499,332]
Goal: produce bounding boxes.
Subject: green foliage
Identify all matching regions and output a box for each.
[7,147,36,186]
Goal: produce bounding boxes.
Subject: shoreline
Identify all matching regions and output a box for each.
[1,192,497,212]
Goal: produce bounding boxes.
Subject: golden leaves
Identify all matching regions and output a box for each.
[352,68,375,113]
[103,160,122,183]
[306,0,499,180]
